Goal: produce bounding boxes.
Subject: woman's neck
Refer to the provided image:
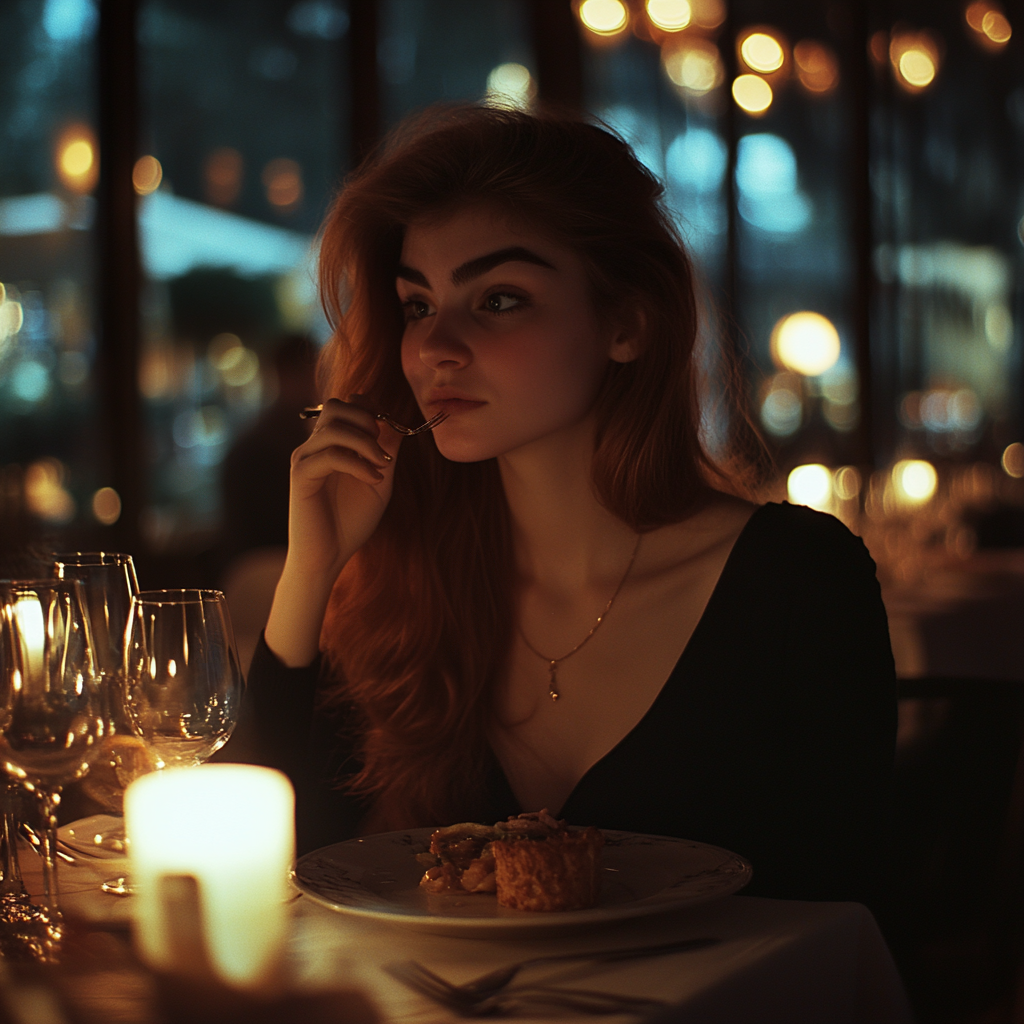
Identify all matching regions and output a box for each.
[497,418,638,595]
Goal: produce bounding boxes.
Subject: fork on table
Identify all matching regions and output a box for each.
[385,935,718,1017]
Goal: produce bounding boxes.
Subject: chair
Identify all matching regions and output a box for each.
[888,676,1024,1023]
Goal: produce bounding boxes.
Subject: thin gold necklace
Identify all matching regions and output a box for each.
[519,534,642,702]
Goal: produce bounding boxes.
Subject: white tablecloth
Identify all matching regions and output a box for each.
[29,839,914,1024]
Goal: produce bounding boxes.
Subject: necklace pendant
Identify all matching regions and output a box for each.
[548,661,560,701]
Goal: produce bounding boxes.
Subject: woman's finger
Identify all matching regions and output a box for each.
[302,413,393,468]
[292,445,386,486]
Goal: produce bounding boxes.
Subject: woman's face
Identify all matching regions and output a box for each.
[397,205,636,464]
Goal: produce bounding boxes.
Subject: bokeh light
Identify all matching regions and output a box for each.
[262,158,303,210]
[132,155,163,195]
[92,487,122,526]
[0,285,25,362]
[204,148,244,207]
[892,460,938,505]
[689,0,725,29]
[793,40,839,94]
[663,39,723,94]
[732,74,773,114]
[966,2,1012,47]
[760,373,803,437]
[981,9,1012,42]
[833,466,862,502]
[770,312,841,377]
[485,63,535,109]
[56,124,98,193]
[25,459,76,524]
[788,464,832,510]
[1002,442,1024,478]
[647,0,691,31]
[578,0,628,36]
[889,31,941,92]
[740,32,785,73]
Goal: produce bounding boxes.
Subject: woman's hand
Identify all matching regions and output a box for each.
[265,397,400,666]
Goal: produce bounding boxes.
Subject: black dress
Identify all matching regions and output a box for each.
[247,502,897,910]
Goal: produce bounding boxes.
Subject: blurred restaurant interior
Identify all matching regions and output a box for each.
[0,0,1023,1019]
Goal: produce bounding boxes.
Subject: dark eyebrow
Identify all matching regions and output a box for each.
[451,246,555,286]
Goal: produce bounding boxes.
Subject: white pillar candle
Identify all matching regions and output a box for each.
[125,764,295,988]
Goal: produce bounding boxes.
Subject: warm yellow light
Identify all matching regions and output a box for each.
[262,158,302,209]
[132,155,163,195]
[890,32,940,92]
[794,40,839,94]
[578,0,628,35]
[663,40,723,93]
[126,765,295,987]
[690,0,725,29]
[25,459,76,524]
[647,0,691,31]
[899,49,936,87]
[1002,442,1024,479]
[966,1,990,31]
[982,9,1012,42]
[788,464,832,510]
[0,297,24,340]
[56,126,98,193]
[741,32,785,73]
[63,141,93,178]
[893,459,938,504]
[833,466,862,502]
[92,487,122,526]
[485,63,535,109]
[771,312,841,376]
[732,74,773,114]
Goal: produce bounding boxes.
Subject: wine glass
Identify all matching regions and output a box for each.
[0,579,107,913]
[53,553,151,823]
[123,590,244,770]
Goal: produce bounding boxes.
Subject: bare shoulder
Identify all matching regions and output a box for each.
[641,494,758,576]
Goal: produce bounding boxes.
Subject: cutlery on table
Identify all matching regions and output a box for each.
[385,935,718,1014]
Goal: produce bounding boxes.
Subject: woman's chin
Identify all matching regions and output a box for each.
[433,439,499,463]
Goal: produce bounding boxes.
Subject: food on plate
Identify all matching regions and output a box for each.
[417,810,604,911]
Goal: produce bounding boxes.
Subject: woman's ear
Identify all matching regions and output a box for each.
[608,304,646,364]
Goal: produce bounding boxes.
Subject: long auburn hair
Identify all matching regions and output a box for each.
[316,105,764,830]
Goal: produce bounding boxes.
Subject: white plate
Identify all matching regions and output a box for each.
[293,828,752,937]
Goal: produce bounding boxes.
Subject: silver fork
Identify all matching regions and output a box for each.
[300,406,449,434]
[385,936,717,1013]
[385,960,668,1017]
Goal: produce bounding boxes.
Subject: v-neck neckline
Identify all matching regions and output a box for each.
[490,502,776,819]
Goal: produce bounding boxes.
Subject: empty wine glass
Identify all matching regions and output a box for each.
[53,553,151,821]
[0,579,106,913]
[123,590,244,770]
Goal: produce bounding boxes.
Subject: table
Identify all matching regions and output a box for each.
[2,833,914,1024]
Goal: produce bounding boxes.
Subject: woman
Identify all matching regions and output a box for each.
[250,105,896,909]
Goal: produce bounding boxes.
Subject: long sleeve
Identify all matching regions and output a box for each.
[246,634,369,853]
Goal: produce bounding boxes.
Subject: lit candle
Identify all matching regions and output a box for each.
[125,764,295,988]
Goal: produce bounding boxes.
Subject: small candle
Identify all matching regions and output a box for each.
[125,764,295,988]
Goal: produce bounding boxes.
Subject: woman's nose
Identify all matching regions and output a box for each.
[417,312,471,369]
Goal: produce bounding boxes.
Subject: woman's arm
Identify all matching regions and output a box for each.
[264,398,401,667]
[246,633,369,851]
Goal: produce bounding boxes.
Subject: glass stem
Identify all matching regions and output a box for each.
[1,783,26,898]
[36,788,62,913]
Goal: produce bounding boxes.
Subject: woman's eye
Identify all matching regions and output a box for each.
[485,293,524,314]
[402,299,433,321]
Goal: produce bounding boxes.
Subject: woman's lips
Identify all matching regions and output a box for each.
[430,397,486,415]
